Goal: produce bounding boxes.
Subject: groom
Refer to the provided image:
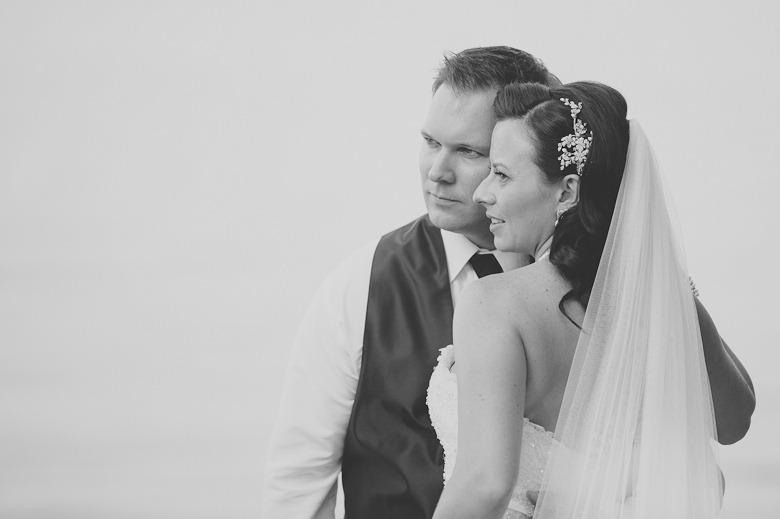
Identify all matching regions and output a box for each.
[262,47,755,519]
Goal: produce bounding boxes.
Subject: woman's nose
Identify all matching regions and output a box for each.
[473,172,495,205]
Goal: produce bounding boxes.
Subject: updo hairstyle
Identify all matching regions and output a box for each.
[493,81,630,315]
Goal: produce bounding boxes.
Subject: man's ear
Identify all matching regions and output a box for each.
[557,173,580,211]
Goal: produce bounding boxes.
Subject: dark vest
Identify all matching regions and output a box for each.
[342,215,453,518]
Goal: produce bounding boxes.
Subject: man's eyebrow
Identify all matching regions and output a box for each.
[463,142,490,154]
[419,131,490,154]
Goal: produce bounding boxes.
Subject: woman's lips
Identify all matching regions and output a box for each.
[486,214,504,230]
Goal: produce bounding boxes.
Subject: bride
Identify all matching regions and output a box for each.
[427,81,739,518]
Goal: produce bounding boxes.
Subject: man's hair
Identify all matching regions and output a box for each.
[432,46,561,94]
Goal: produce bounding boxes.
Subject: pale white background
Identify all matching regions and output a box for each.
[1,1,778,517]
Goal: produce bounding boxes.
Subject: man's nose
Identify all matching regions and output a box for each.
[427,151,455,183]
[473,173,495,205]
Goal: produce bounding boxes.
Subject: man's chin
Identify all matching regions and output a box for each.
[426,208,459,232]
[426,207,493,246]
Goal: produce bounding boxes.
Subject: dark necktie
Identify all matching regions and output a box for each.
[468,252,503,278]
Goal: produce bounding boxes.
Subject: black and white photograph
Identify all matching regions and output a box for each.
[1,1,777,518]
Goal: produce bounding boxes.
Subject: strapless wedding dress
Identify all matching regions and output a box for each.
[426,345,554,518]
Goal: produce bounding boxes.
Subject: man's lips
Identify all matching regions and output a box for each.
[429,192,458,203]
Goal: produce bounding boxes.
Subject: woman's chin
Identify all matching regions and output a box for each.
[492,235,523,254]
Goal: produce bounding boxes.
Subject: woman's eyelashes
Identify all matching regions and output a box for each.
[493,168,509,181]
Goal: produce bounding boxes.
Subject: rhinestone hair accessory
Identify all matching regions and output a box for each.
[557,98,593,176]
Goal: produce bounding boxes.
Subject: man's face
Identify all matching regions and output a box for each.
[419,85,496,249]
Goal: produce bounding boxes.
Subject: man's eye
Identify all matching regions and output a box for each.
[494,171,508,180]
[460,148,482,158]
[424,137,440,148]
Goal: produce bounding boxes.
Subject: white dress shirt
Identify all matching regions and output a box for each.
[262,229,526,519]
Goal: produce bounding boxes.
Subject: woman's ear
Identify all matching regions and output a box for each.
[557,173,580,211]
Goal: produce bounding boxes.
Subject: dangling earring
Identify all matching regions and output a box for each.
[555,208,565,228]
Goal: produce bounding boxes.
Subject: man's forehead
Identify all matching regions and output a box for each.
[423,85,496,145]
[426,85,495,129]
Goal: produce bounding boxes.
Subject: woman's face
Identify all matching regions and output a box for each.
[474,118,560,255]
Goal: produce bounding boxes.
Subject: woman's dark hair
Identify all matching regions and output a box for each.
[493,81,630,321]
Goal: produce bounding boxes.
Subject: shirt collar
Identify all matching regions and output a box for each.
[440,229,529,283]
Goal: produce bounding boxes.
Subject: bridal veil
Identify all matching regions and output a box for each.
[534,121,723,518]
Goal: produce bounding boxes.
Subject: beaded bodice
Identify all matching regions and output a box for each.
[426,345,554,518]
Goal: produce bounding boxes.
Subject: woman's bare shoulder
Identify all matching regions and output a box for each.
[456,261,568,334]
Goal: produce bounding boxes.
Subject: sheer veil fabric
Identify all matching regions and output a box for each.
[534,121,723,519]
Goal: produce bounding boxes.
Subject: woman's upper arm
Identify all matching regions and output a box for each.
[450,280,528,490]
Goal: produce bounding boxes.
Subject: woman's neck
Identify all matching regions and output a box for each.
[534,235,553,262]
